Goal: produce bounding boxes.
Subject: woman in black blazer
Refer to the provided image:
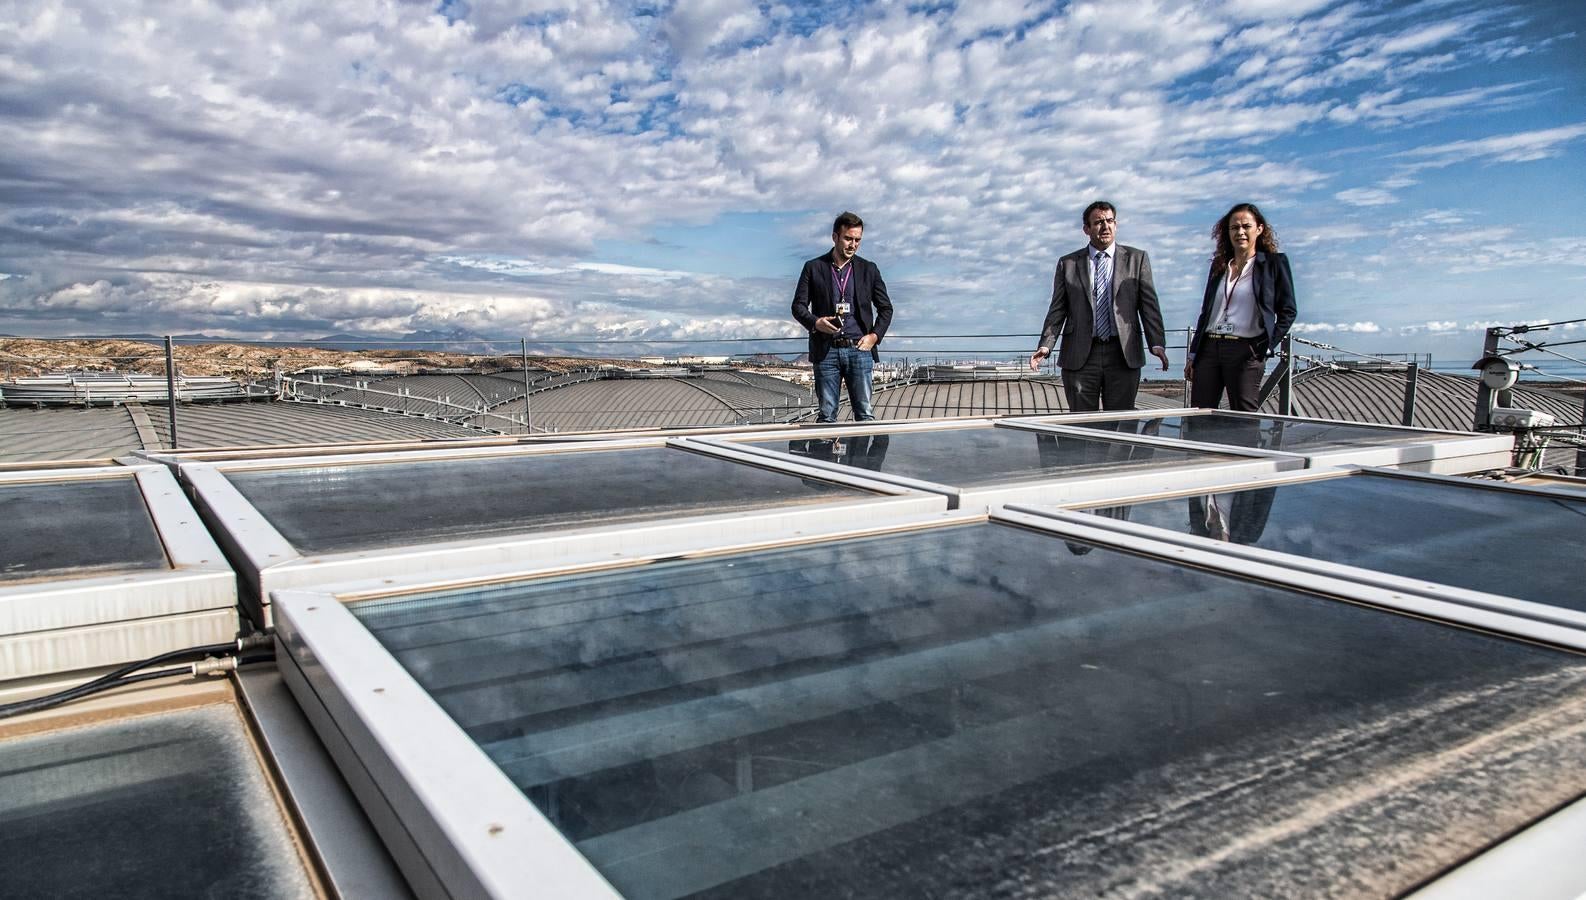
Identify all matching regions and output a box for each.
[1184,203,1297,411]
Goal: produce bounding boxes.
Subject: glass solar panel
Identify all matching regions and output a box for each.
[1081,472,1586,611]
[0,704,317,898]
[224,447,865,555]
[1070,413,1455,452]
[0,478,168,582]
[741,427,1238,487]
[348,523,1586,898]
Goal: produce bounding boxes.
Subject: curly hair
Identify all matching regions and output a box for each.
[1211,203,1279,271]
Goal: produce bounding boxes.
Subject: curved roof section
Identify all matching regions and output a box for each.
[492,374,809,432]
[1270,365,1584,473]
[1274,365,1582,431]
[0,400,491,462]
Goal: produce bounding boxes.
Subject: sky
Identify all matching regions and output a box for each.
[1,0,1584,367]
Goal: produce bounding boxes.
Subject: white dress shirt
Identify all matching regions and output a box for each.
[1212,257,1263,338]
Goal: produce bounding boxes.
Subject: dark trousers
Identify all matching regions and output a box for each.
[1191,337,1265,411]
[1061,338,1140,412]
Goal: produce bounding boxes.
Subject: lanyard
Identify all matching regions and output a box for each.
[831,263,852,303]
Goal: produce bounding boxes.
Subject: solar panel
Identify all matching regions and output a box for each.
[740,426,1244,487]
[224,446,867,556]
[1080,471,1586,613]
[1069,412,1455,451]
[0,477,168,582]
[0,704,317,897]
[310,521,1586,899]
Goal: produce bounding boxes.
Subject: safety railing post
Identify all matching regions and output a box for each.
[164,335,179,449]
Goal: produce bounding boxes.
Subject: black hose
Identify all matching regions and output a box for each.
[0,640,270,721]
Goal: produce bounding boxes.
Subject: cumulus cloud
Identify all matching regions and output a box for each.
[1291,322,1383,334]
[1334,187,1398,207]
[0,0,1580,346]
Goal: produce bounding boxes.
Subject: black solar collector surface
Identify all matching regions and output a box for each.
[742,426,1239,487]
[224,447,866,555]
[1070,412,1455,451]
[349,522,1586,899]
[0,704,317,899]
[0,477,168,581]
[1087,472,1586,612]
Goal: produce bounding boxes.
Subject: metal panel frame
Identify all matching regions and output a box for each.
[1407,795,1586,899]
[179,438,946,628]
[0,465,238,679]
[1012,464,1586,636]
[689,418,1304,511]
[1005,409,1514,473]
[132,421,825,468]
[276,591,622,900]
[274,507,1586,900]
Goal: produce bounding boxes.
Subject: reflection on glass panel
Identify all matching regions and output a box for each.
[351,523,1586,899]
[226,448,864,555]
[744,426,1233,487]
[0,478,168,582]
[1514,475,1586,497]
[1087,473,1586,611]
[0,705,317,898]
[1072,413,1450,451]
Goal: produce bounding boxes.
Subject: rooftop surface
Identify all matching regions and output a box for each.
[2,403,1583,899]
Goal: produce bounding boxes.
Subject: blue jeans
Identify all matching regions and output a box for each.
[814,347,875,422]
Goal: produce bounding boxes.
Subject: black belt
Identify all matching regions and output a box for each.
[1093,335,1117,343]
[1204,332,1257,341]
[829,337,857,348]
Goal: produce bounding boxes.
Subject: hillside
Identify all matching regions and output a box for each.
[0,338,636,380]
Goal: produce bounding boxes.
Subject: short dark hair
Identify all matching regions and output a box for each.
[1082,201,1115,227]
[832,211,864,234]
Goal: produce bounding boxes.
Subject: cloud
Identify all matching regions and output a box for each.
[1291,322,1383,334]
[0,0,1581,344]
[1398,122,1586,167]
[1334,187,1398,206]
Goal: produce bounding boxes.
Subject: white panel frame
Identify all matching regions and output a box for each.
[689,418,1304,511]
[179,438,947,627]
[1407,795,1586,900]
[132,421,817,468]
[1006,409,1514,474]
[276,590,623,900]
[0,465,238,678]
[274,508,1586,900]
[1007,464,1586,637]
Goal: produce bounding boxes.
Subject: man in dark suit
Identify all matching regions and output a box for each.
[792,211,893,422]
[1029,201,1169,411]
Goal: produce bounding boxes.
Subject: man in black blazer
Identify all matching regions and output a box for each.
[1029,201,1169,411]
[792,211,893,422]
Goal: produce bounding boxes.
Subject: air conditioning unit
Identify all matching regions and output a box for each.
[1489,407,1555,429]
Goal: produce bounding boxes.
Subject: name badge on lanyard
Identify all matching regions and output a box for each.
[832,264,852,324]
[1215,263,1247,334]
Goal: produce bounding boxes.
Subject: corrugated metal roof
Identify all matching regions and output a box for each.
[0,400,493,461]
[146,401,490,448]
[1272,366,1582,431]
[502,377,808,432]
[0,406,143,463]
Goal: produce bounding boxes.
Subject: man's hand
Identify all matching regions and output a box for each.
[814,316,842,335]
[1149,345,1170,372]
[1183,360,1195,382]
[857,333,878,351]
[1029,347,1050,371]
